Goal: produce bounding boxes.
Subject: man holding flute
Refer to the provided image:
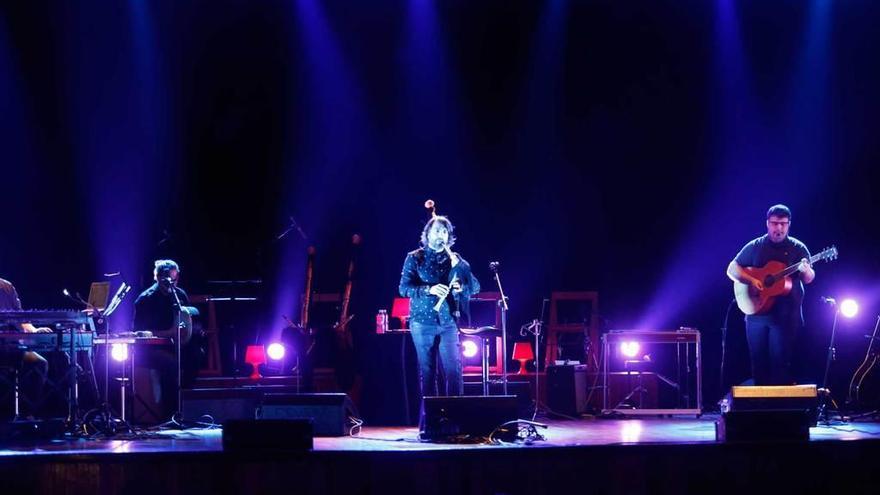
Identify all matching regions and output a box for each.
[399,213,480,429]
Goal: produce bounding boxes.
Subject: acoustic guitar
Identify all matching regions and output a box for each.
[152,306,196,345]
[847,316,880,408]
[733,245,838,315]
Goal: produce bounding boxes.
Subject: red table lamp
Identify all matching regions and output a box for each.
[390,297,411,329]
[245,344,266,379]
[512,342,534,375]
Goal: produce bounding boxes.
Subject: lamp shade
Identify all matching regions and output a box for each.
[244,344,266,379]
[512,342,534,375]
[512,342,534,360]
[390,297,411,328]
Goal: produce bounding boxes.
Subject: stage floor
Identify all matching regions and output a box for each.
[5,416,880,494]
[3,415,880,457]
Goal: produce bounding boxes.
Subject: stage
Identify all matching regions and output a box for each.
[3,416,880,494]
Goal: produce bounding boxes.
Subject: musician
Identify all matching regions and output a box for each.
[132,260,199,420]
[726,204,815,385]
[399,215,480,428]
[0,278,50,416]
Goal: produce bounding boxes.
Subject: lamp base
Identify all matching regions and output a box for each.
[516,359,529,375]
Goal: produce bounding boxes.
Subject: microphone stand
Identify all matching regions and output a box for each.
[490,262,509,395]
[161,281,186,427]
[520,300,547,420]
[818,302,841,424]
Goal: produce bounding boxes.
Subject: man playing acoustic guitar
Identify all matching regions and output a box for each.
[133,260,201,422]
[726,204,815,385]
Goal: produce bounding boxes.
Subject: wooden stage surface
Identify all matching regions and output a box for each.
[3,416,880,494]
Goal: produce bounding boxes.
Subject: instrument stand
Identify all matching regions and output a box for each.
[489,262,509,395]
[818,306,842,424]
[61,323,88,435]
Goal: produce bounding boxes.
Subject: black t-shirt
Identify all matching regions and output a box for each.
[734,234,811,324]
[133,283,190,332]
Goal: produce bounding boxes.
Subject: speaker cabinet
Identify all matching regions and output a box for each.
[422,395,518,440]
[182,388,262,424]
[222,419,314,451]
[716,385,818,441]
[463,381,532,417]
[259,393,354,437]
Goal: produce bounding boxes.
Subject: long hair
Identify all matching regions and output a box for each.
[419,216,456,249]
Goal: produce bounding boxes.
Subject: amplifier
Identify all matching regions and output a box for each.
[547,365,589,416]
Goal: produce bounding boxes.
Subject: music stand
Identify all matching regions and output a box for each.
[87,281,132,434]
[87,282,111,312]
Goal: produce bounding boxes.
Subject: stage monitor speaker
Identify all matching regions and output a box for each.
[716,384,818,441]
[463,381,532,417]
[0,419,66,443]
[223,419,313,452]
[422,395,518,440]
[547,365,588,416]
[182,388,262,424]
[259,393,354,437]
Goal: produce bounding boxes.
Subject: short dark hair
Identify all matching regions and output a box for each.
[420,216,456,249]
[766,204,792,220]
[153,259,179,279]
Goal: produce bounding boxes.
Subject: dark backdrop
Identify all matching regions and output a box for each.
[2,1,880,416]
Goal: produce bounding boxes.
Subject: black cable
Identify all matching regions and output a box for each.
[719,298,737,402]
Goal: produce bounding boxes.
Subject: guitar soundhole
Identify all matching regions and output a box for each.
[764,275,775,287]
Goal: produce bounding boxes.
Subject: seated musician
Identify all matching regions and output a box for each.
[132,260,202,421]
[0,278,51,417]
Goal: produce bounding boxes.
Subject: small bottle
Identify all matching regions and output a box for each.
[376,309,388,334]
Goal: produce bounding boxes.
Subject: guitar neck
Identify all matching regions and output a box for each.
[776,251,826,279]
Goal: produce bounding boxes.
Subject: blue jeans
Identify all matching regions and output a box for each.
[410,321,463,398]
[745,316,798,385]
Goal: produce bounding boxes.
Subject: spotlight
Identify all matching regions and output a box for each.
[620,341,640,359]
[267,343,286,360]
[840,299,859,318]
[462,340,478,358]
[111,343,129,362]
[621,421,643,443]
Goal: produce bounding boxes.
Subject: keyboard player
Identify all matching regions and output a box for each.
[0,277,51,417]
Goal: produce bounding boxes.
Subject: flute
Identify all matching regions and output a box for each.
[433,244,460,312]
[433,273,458,312]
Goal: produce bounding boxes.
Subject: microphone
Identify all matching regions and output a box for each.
[62,289,88,307]
[488,261,500,272]
[820,296,837,305]
[159,276,174,286]
[290,216,308,240]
